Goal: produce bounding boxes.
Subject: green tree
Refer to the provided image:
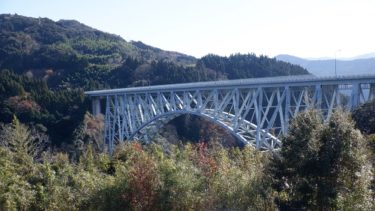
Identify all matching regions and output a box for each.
[270,110,322,210]
[271,110,373,210]
[0,116,38,210]
[0,116,48,159]
[318,111,372,210]
[352,98,375,134]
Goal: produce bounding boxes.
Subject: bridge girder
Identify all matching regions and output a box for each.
[85,75,375,154]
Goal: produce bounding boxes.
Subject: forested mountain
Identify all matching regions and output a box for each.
[0,14,196,80]
[0,14,309,146]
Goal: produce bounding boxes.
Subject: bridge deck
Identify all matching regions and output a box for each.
[85,74,375,96]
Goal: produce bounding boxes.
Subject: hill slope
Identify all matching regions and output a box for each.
[0,14,196,75]
[0,14,309,146]
[276,54,375,76]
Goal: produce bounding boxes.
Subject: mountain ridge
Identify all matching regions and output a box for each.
[277,52,375,61]
[0,13,197,70]
[276,54,375,76]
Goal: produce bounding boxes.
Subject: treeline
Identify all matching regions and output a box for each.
[1,103,374,210]
[197,54,307,78]
[0,69,87,145]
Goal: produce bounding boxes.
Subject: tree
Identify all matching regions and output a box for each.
[270,110,322,210]
[317,111,372,210]
[271,110,373,210]
[0,116,49,160]
[73,112,105,157]
[0,116,48,210]
[352,98,375,135]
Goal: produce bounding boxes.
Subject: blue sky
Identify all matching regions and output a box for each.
[1,0,375,58]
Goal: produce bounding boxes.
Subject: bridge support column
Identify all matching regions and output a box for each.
[255,87,263,148]
[315,84,322,109]
[350,83,360,110]
[370,84,375,100]
[283,86,290,135]
[92,97,101,116]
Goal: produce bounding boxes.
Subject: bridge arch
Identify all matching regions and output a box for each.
[127,110,278,149]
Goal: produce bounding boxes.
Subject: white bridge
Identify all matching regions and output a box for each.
[85,75,375,154]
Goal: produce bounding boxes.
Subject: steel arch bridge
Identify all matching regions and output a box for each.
[85,74,375,154]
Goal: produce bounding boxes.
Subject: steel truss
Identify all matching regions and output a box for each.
[86,75,375,154]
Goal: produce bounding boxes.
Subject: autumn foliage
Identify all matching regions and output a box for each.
[0,117,272,210]
[1,112,374,210]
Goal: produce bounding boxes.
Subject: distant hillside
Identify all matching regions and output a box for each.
[197,54,308,79]
[0,14,196,73]
[276,54,375,76]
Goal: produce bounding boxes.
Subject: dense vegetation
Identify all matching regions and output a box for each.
[0,14,308,146]
[0,69,87,145]
[0,14,196,74]
[1,107,374,210]
[353,98,375,135]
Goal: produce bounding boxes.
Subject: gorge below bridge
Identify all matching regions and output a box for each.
[85,74,375,154]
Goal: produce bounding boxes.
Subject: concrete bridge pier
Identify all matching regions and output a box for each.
[92,97,101,116]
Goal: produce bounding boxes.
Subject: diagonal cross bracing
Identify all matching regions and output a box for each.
[85,74,375,154]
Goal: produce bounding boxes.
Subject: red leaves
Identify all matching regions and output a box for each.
[195,142,218,178]
[6,95,41,113]
[121,143,160,210]
[133,142,143,152]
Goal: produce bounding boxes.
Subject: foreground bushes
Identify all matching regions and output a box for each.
[1,110,374,210]
[0,118,273,210]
